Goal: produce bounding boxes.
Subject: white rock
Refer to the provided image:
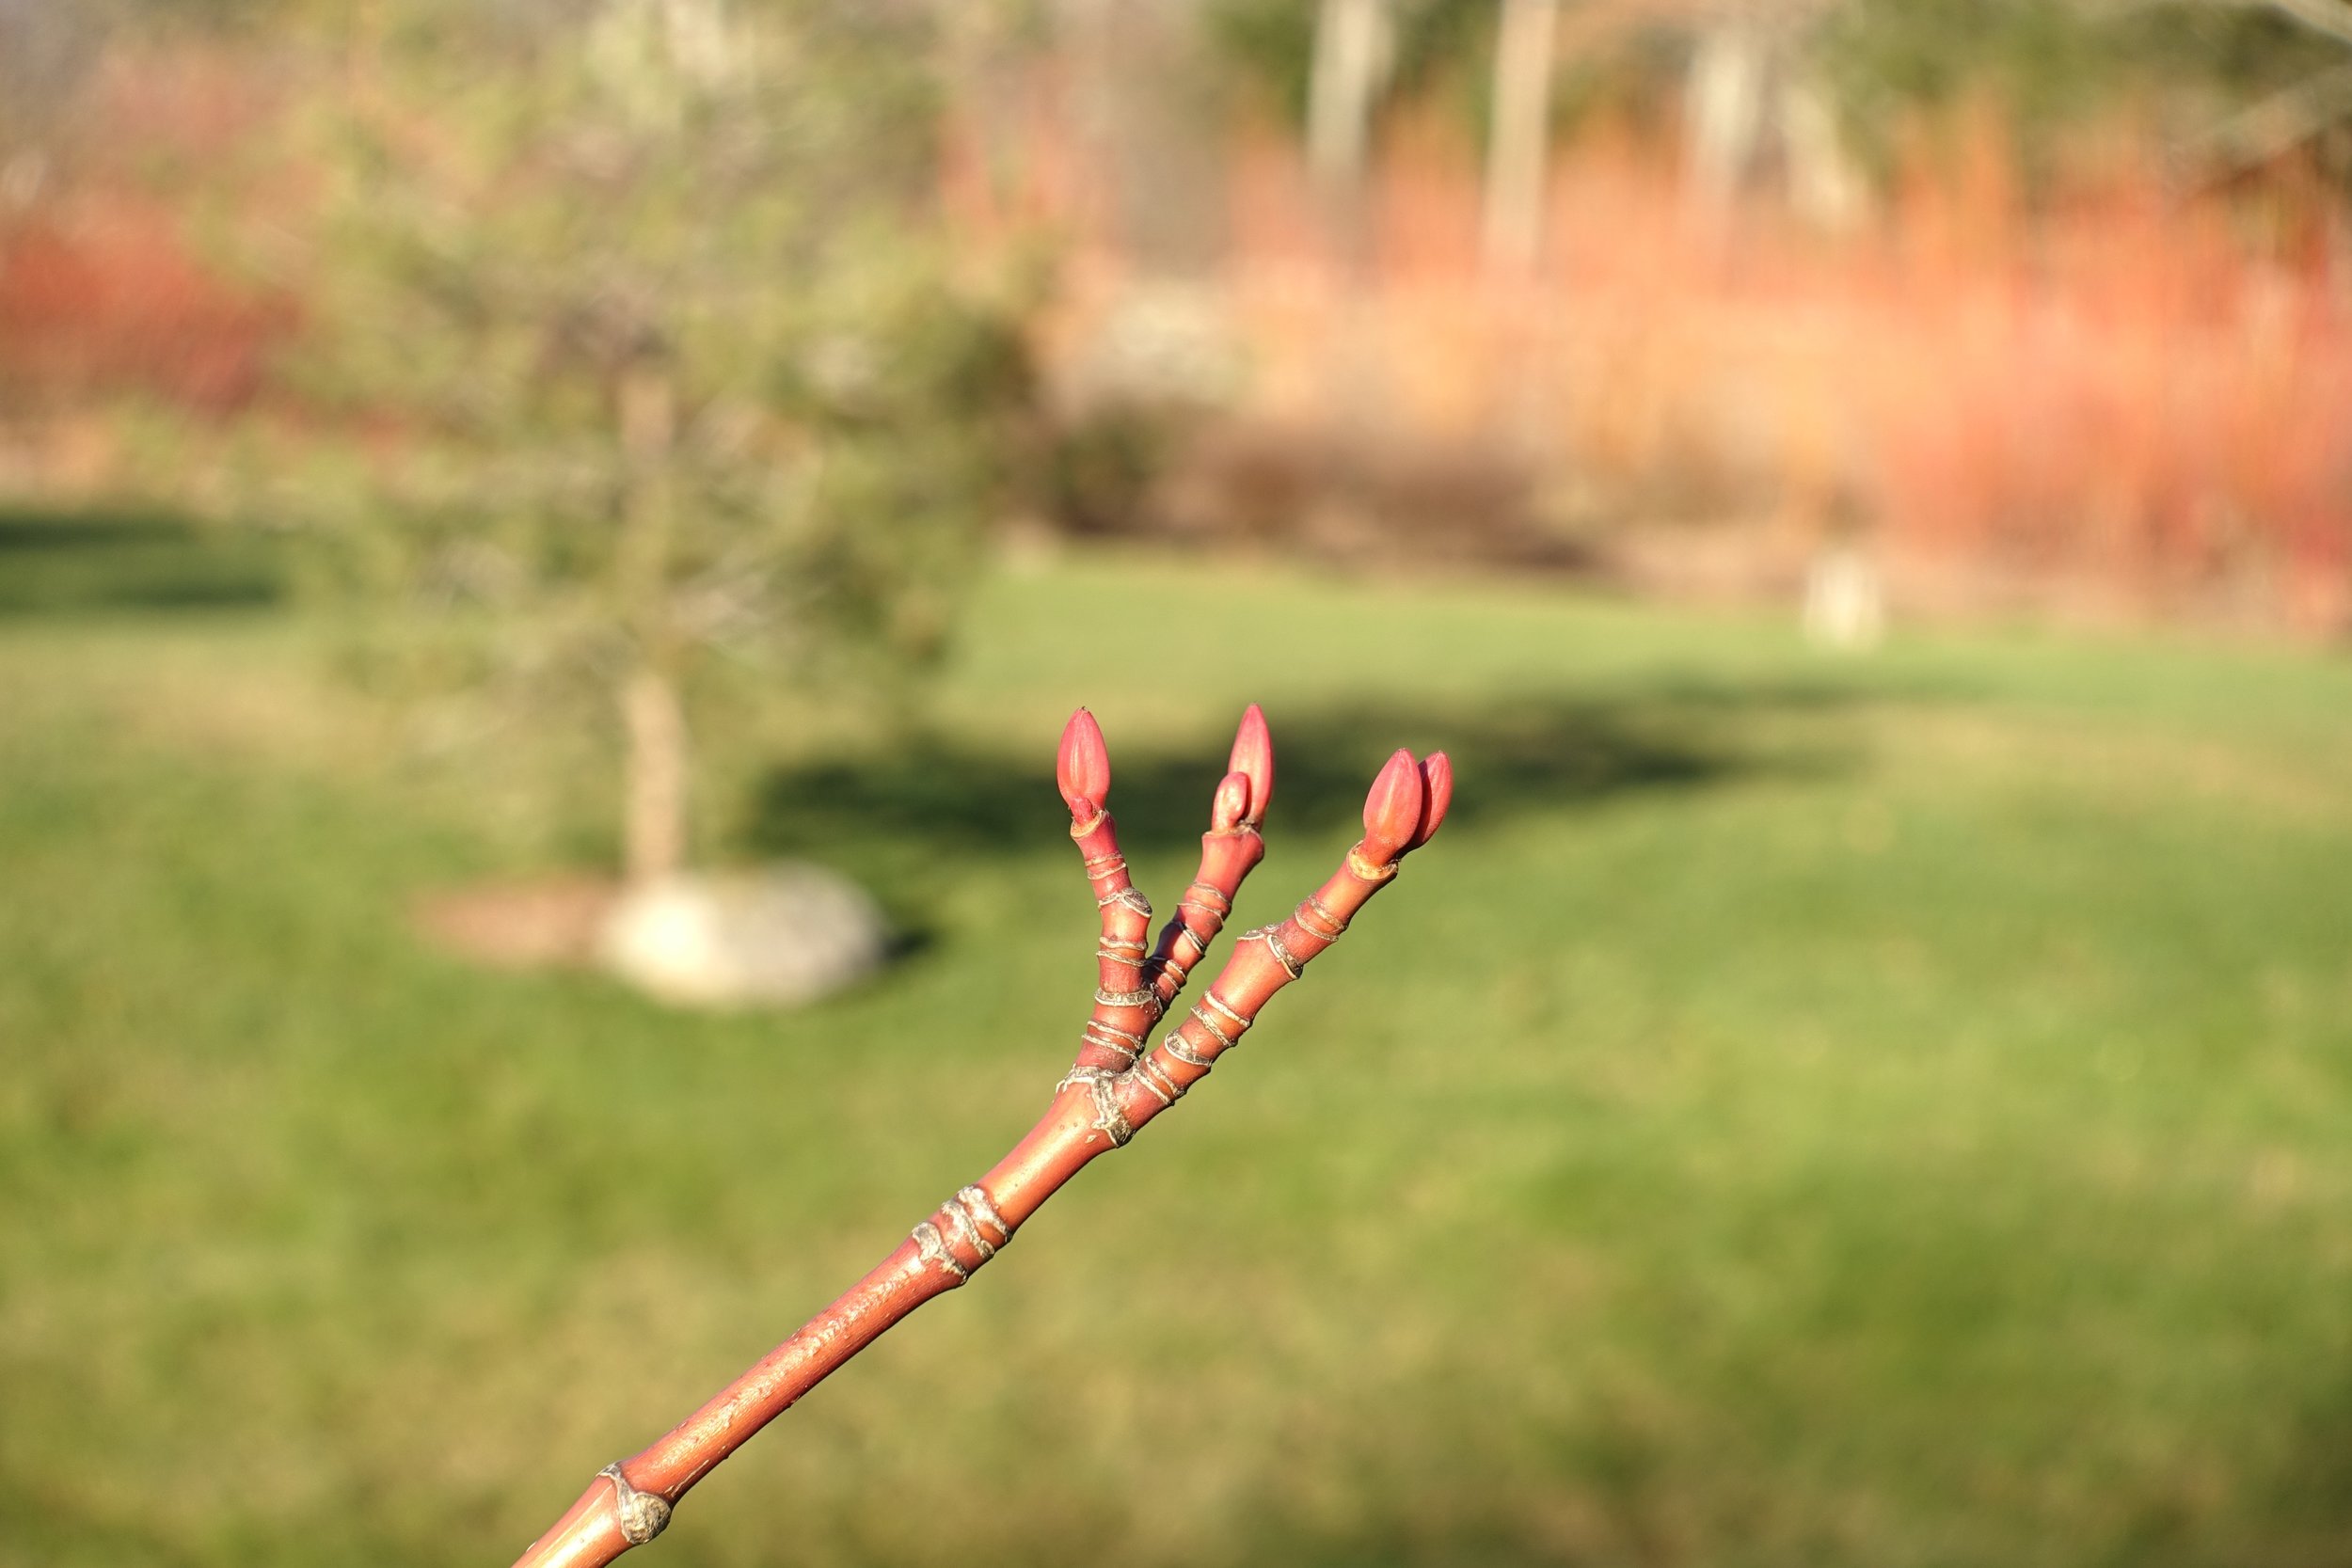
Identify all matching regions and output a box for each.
[597,865,889,1009]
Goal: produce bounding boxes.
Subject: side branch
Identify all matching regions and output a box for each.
[1058,707,1162,1079]
[1103,748,1451,1141]
[1141,704,1272,1007]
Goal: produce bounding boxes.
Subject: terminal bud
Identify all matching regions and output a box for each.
[1228,704,1274,826]
[1411,752,1453,848]
[1057,708,1111,819]
[1359,748,1425,864]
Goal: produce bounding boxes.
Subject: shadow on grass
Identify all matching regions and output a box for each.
[747,688,1860,876]
[0,506,285,616]
[2250,1370,2352,1559]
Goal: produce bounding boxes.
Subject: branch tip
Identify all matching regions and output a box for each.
[1057,708,1111,816]
[1229,704,1274,825]
[1411,752,1454,847]
[1211,771,1251,832]
[1360,748,1424,863]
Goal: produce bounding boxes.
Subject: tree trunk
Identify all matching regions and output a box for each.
[621,664,689,885]
[616,361,685,886]
[1483,0,1558,275]
[1684,19,1768,221]
[1779,74,1865,231]
[1307,0,1388,208]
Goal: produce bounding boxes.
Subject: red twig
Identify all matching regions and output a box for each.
[513,707,1451,1568]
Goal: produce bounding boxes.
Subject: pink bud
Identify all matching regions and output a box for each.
[1359,748,1424,863]
[1228,703,1274,825]
[1211,770,1250,832]
[1411,752,1453,847]
[1057,708,1111,817]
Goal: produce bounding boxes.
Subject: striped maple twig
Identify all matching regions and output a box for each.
[513,705,1452,1568]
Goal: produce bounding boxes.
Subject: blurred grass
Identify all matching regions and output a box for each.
[4,546,2351,1567]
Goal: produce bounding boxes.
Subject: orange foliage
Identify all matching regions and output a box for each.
[977,98,2352,634]
[0,47,289,418]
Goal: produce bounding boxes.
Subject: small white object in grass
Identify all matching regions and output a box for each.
[1804,545,1885,651]
[598,865,889,1009]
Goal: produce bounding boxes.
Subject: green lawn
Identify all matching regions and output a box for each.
[4,548,2351,1568]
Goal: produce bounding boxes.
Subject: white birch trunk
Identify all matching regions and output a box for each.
[1483,0,1560,275]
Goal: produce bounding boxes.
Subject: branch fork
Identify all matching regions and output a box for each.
[514,705,1450,1568]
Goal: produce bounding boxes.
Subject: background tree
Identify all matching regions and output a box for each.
[257,0,1033,883]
